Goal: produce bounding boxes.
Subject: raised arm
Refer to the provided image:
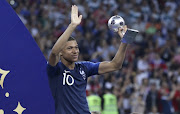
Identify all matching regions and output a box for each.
[48,5,82,66]
[98,26,128,74]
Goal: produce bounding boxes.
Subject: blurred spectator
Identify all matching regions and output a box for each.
[170,82,180,114]
[148,106,160,114]
[159,81,174,114]
[145,83,159,113]
[87,90,102,113]
[131,94,145,114]
[102,87,118,114]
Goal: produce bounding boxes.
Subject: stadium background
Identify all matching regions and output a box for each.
[6,0,180,113]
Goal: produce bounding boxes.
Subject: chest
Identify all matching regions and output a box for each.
[58,68,87,87]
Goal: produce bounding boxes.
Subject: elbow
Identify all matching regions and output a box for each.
[113,62,123,70]
[116,65,122,70]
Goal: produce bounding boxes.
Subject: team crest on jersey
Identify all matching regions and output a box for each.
[79,68,86,80]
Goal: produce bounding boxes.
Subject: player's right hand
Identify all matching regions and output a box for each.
[71,5,82,26]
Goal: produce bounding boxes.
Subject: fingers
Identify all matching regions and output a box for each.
[118,27,123,32]
[79,15,82,20]
[71,5,82,20]
[71,5,78,15]
[118,29,123,38]
[118,25,127,38]
[118,25,127,33]
[71,5,82,25]
[118,25,127,32]
[124,25,127,32]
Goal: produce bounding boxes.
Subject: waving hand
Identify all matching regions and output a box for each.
[71,5,82,26]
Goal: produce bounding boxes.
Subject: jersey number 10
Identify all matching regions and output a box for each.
[63,70,74,86]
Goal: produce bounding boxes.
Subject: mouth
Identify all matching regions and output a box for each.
[72,55,78,58]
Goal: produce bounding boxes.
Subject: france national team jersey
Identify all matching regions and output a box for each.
[47,61,100,114]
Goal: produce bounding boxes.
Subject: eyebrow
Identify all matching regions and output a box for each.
[67,45,79,48]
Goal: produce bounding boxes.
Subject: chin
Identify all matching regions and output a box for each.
[73,59,78,62]
[69,58,78,62]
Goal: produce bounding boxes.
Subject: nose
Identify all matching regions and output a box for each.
[72,48,78,53]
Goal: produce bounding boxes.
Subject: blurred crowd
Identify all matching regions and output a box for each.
[7,0,180,113]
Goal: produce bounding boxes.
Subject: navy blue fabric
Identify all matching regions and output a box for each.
[47,61,100,114]
[0,0,55,113]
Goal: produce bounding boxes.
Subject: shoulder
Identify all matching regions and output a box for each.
[76,61,100,66]
[46,61,64,73]
[76,61,100,69]
[76,61,90,65]
[76,61,100,76]
[75,61,87,68]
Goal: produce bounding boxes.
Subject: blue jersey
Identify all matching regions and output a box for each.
[47,61,100,114]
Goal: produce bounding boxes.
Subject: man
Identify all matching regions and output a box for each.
[102,87,118,114]
[87,90,102,113]
[145,83,159,113]
[47,5,129,114]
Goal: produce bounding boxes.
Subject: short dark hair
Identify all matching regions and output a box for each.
[68,36,76,41]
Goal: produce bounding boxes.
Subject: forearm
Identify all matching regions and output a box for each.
[48,5,82,66]
[111,43,128,69]
[98,25,139,74]
[51,23,77,55]
[98,42,128,74]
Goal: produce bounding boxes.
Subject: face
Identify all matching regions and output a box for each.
[60,40,79,63]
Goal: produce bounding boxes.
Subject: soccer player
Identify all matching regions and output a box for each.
[47,5,129,114]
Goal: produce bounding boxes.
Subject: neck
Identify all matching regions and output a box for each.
[61,57,75,70]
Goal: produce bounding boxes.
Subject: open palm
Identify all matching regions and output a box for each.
[71,5,82,26]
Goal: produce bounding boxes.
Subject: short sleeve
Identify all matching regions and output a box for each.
[46,62,59,98]
[46,62,60,77]
[82,61,100,77]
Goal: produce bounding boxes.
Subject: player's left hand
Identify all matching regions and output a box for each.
[118,25,127,39]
